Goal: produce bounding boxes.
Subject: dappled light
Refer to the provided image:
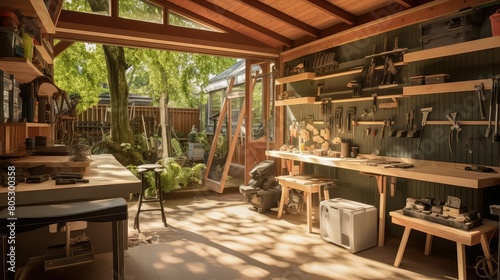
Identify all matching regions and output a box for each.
[122,193,463,280]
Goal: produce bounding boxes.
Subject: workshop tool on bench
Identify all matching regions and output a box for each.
[397,113,410,137]
[56,179,90,185]
[26,174,50,183]
[446,112,461,154]
[52,173,84,180]
[475,82,487,120]
[485,79,495,138]
[417,107,433,151]
[406,110,419,138]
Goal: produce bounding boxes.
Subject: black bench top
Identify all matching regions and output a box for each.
[0,198,128,234]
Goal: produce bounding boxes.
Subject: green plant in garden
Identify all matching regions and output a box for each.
[127,159,206,197]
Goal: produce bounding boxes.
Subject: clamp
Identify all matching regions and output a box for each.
[446,112,461,154]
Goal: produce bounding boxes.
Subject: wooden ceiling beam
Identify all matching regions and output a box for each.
[395,0,413,8]
[55,10,279,60]
[189,0,293,47]
[306,0,358,25]
[239,0,320,38]
[53,40,74,57]
[283,0,495,62]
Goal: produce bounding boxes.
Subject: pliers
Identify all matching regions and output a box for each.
[446,112,461,154]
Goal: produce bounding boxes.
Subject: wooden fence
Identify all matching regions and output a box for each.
[75,105,245,165]
[76,105,200,145]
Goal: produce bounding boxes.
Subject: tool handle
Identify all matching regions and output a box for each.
[475,86,486,119]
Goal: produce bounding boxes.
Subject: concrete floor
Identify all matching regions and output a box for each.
[20,188,495,280]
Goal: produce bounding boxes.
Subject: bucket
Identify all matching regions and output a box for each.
[490,9,500,36]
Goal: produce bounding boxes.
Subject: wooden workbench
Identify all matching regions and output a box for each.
[266,150,500,246]
[0,154,141,207]
[390,210,497,280]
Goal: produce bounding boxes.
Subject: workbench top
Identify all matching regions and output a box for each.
[0,154,141,207]
[266,150,500,189]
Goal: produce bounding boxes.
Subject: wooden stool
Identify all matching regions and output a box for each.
[390,210,498,280]
[277,174,336,233]
[134,164,167,232]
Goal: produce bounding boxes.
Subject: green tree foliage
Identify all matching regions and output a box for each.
[58,0,236,111]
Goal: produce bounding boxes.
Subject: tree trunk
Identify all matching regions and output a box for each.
[103,45,134,145]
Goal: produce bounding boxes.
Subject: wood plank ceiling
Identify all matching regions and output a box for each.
[53,0,497,61]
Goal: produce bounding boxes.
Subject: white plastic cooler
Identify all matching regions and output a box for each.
[320,198,377,253]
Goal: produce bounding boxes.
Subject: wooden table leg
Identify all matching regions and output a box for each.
[424,234,433,256]
[480,234,494,274]
[306,191,313,233]
[378,175,387,247]
[457,243,466,280]
[394,226,411,267]
[277,185,288,218]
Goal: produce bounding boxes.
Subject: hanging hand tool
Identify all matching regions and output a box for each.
[493,75,500,143]
[417,107,433,151]
[346,107,356,133]
[335,107,343,134]
[406,110,419,138]
[364,128,371,139]
[397,113,409,137]
[446,112,461,154]
[474,82,486,120]
[371,93,377,117]
[366,44,377,86]
[485,79,495,138]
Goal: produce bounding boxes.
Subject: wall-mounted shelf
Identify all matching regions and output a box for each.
[0,57,43,83]
[314,94,403,104]
[0,0,56,34]
[404,36,500,63]
[0,122,53,155]
[275,97,316,106]
[276,72,315,85]
[426,120,496,126]
[35,41,54,64]
[403,79,492,96]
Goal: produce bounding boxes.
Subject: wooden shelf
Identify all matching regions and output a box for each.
[0,57,43,83]
[314,94,403,104]
[35,41,54,64]
[275,97,316,106]
[313,68,363,80]
[426,120,497,126]
[0,122,53,155]
[403,79,492,96]
[276,72,315,85]
[276,63,407,84]
[0,122,51,128]
[404,36,500,63]
[0,0,56,34]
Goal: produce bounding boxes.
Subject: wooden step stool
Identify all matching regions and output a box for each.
[276,174,336,233]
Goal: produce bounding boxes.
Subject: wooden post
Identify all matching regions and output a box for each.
[160,92,168,159]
